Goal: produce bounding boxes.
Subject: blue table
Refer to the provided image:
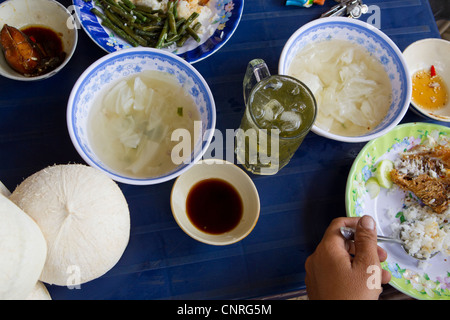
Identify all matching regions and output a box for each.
[0,0,443,299]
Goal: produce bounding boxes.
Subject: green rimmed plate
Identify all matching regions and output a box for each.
[345,122,450,300]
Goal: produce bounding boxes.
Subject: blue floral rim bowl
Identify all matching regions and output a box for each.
[73,0,244,64]
[67,47,216,185]
[279,17,412,143]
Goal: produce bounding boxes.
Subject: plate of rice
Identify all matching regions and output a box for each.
[346,122,450,300]
[73,0,243,63]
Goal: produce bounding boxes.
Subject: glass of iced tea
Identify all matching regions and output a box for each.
[235,59,317,175]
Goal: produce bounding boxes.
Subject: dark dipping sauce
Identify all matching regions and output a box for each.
[21,26,66,75]
[186,178,243,235]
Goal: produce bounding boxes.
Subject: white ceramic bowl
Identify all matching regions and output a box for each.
[403,38,450,122]
[0,0,78,81]
[171,159,260,246]
[279,17,411,143]
[67,48,216,185]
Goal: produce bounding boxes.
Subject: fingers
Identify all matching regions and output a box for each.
[382,269,391,284]
[306,216,392,299]
[343,216,391,285]
[312,217,362,268]
[345,240,388,262]
[322,216,360,245]
[352,215,381,268]
[377,246,388,262]
[324,216,390,269]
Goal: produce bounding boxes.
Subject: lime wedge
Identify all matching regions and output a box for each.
[375,159,394,189]
[365,177,380,199]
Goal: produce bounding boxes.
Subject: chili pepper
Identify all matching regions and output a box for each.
[430,65,436,77]
[286,0,324,7]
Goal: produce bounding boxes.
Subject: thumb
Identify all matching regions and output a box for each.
[353,215,379,268]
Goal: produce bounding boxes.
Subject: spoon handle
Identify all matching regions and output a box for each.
[376,234,404,244]
[340,227,403,244]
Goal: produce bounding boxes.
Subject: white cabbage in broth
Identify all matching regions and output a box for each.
[288,40,392,136]
[88,70,201,178]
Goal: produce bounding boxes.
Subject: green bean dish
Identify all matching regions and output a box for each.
[87,0,203,49]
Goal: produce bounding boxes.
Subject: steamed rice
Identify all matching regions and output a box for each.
[391,197,450,260]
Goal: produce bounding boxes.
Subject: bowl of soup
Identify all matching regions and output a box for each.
[67,48,216,185]
[279,17,411,143]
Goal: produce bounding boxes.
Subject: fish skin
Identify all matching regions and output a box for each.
[0,24,42,75]
[390,144,450,214]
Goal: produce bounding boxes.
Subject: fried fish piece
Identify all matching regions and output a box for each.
[0,24,42,75]
[391,170,449,214]
[390,144,450,214]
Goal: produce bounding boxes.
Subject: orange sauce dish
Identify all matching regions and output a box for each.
[412,65,448,111]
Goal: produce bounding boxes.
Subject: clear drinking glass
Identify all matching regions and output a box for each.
[235,59,317,175]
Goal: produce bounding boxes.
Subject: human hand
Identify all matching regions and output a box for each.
[305,215,391,300]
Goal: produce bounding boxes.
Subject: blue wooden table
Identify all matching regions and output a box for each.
[0,0,443,299]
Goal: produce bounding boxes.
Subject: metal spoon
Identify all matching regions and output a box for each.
[340,226,437,260]
[321,0,368,19]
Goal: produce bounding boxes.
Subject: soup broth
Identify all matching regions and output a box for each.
[288,40,392,136]
[88,70,201,178]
